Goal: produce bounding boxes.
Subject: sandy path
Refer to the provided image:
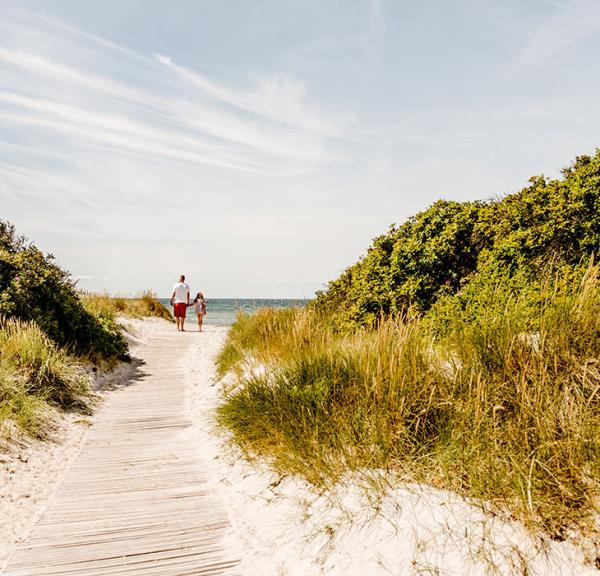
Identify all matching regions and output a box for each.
[3,322,240,576]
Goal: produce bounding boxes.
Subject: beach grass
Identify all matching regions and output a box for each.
[1,291,170,441]
[81,290,173,321]
[216,263,600,534]
[0,317,92,440]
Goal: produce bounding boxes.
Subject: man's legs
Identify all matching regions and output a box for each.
[174,303,185,331]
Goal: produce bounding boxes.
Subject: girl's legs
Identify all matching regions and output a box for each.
[197,313,203,331]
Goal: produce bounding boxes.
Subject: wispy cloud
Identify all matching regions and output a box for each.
[0,9,350,196]
[508,0,600,72]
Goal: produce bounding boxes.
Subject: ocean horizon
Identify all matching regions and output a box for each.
[158,298,310,327]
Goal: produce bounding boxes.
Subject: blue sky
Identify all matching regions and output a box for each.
[1,0,599,297]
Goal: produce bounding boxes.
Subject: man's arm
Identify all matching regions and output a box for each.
[170,290,176,306]
[186,289,190,306]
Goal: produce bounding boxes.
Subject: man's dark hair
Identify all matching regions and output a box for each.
[180,274,185,281]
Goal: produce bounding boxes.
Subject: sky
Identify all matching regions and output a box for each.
[0,0,599,298]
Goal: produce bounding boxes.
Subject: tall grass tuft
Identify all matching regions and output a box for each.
[217,263,600,534]
[0,366,49,437]
[0,317,92,439]
[81,290,172,321]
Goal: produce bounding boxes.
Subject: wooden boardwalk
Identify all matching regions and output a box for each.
[4,330,240,576]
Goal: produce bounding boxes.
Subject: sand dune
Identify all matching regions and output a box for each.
[185,324,598,576]
[1,318,597,575]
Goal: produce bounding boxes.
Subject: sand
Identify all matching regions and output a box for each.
[1,318,598,575]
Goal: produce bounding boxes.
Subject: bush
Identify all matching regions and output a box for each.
[0,221,128,361]
[315,151,600,327]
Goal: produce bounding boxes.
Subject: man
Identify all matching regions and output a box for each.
[170,274,190,331]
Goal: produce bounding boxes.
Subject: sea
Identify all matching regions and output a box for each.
[158,298,309,327]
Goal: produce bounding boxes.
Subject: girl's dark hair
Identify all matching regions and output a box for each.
[194,292,204,303]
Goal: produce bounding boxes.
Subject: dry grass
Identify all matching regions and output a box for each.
[0,317,92,440]
[217,264,600,535]
[1,291,169,441]
[81,290,172,321]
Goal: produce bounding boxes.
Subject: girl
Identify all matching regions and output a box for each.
[192,292,206,331]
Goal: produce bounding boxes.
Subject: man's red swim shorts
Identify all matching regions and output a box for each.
[174,302,187,318]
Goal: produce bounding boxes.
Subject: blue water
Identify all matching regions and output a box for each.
[159,298,309,327]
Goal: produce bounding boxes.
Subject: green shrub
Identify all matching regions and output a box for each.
[0,221,128,360]
[315,151,600,327]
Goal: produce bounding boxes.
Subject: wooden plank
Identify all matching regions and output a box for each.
[4,331,241,576]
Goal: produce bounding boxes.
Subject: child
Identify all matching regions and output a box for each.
[192,292,206,331]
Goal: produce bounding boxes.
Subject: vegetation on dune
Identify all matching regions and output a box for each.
[0,221,128,361]
[315,152,600,327]
[0,317,92,438]
[217,151,600,534]
[81,290,172,322]
[0,220,171,441]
